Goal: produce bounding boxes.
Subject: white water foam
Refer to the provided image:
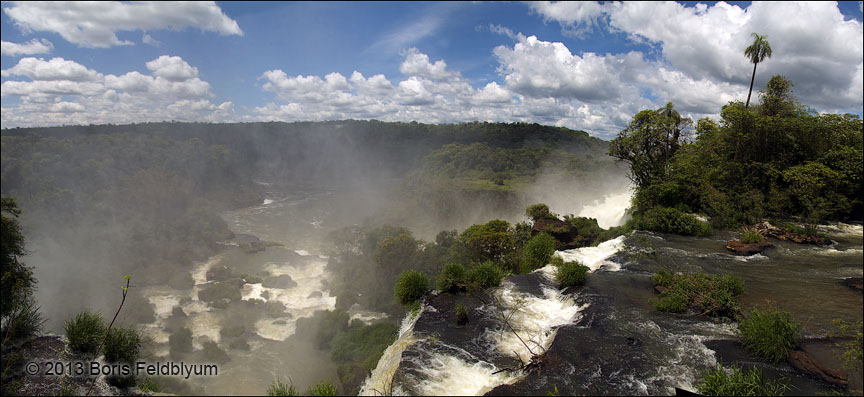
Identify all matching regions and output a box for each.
[489,277,588,363]
[414,353,513,396]
[555,235,627,271]
[262,198,275,205]
[819,222,864,237]
[360,308,424,396]
[578,190,632,229]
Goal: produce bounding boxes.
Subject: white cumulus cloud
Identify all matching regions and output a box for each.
[3,1,242,48]
[1,38,53,56]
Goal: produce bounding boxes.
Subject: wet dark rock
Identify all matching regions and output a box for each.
[787,348,847,388]
[841,277,863,293]
[654,285,668,294]
[726,239,773,255]
[239,240,266,254]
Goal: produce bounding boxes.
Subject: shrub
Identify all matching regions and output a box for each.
[169,327,193,355]
[139,377,159,393]
[103,327,141,363]
[633,206,712,236]
[455,303,468,325]
[394,270,429,305]
[65,310,106,356]
[738,308,801,363]
[2,298,45,340]
[556,261,589,289]
[306,381,338,396]
[697,364,789,396]
[267,379,298,396]
[526,203,555,221]
[437,263,466,293]
[220,322,245,338]
[831,319,863,371]
[652,272,744,318]
[520,233,557,273]
[466,261,503,290]
[740,228,764,244]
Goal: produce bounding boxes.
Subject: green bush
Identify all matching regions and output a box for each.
[267,379,298,396]
[65,310,106,356]
[466,261,503,290]
[831,319,863,371]
[2,298,45,340]
[201,341,230,364]
[169,327,193,355]
[138,377,159,393]
[103,327,141,363]
[306,381,338,396]
[519,233,557,273]
[738,308,801,363]
[633,206,712,236]
[556,261,589,289]
[394,270,429,305]
[220,322,245,338]
[455,303,469,325]
[740,229,764,244]
[526,203,556,221]
[652,272,744,318]
[697,364,789,396]
[437,263,466,293]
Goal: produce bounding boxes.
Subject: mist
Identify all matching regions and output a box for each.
[1,120,631,395]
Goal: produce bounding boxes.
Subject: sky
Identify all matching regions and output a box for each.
[1,1,862,139]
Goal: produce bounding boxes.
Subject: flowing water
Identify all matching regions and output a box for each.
[138,182,862,395]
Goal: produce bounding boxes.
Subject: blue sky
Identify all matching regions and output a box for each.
[2,1,862,138]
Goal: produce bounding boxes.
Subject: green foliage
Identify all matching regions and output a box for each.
[526,203,555,221]
[139,377,159,393]
[438,263,466,293]
[394,270,429,305]
[632,207,712,236]
[556,261,589,289]
[619,77,863,228]
[830,319,863,372]
[519,233,557,273]
[698,364,789,396]
[103,327,141,364]
[652,272,744,318]
[306,381,339,396]
[455,303,469,325]
[738,308,801,363]
[740,228,764,244]
[169,327,193,355]
[609,102,692,188]
[330,321,399,393]
[466,261,504,290]
[459,219,517,267]
[64,310,107,356]
[1,197,41,340]
[267,379,299,396]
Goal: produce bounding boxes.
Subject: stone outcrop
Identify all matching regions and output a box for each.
[531,218,596,250]
[787,349,848,388]
[841,277,863,293]
[753,221,827,245]
[726,239,773,255]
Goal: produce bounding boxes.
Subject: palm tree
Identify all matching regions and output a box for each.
[744,32,773,108]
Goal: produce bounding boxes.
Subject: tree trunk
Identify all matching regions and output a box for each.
[745,62,758,108]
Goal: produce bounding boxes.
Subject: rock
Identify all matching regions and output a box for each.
[307,291,323,299]
[753,221,827,245]
[787,349,847,388]
[654,285,668,294]
[841,277,863,293]
[239,240,266,254]
[726,239,773,255]
[262,274,297,289]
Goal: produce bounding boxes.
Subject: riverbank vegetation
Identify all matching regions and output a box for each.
[611,76,863,235]
[652,270,745,318]
[738,308,802,363]
[697,365,789,396]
